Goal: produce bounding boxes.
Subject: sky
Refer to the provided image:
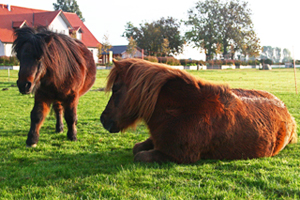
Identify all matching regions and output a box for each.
[3,0,300,59]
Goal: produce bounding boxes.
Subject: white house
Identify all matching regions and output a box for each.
[0,4,100,63]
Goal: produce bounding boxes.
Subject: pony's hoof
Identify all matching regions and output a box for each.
[26,144,37,148]
[133,143,142,155]
[56,126,64,133]
[67,136,77,141]
[134,151,152,163]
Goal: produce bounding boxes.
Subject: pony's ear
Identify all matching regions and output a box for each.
[113,59,120,68]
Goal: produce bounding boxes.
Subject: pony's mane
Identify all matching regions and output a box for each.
[13,27,86,88]
[106,58,203,122]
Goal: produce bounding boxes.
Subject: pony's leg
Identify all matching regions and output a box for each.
[64,95,79,141]
[134,149,176,163]
[53,101,64,133]
[26,99,51,147]
[133,137,154,155]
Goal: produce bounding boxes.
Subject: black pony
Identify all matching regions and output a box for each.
[13,27,96,147]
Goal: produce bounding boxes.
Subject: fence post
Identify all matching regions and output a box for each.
[8,68,10,82]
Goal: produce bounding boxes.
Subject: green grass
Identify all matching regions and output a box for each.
[0,68,300,199]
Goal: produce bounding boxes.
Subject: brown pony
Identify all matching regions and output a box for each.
[100,58,297,163]
[13,27,96,147]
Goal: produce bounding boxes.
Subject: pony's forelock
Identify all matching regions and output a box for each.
[105,64,119,93]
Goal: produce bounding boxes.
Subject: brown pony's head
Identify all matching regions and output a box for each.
[100,58,199,133]
[13,27,49,94]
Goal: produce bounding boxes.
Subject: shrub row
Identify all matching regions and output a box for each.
[145,57,264,67]
[0,56,19,66]
[145,56,206,66]
[101,56,294,67]
[207,59,261,66]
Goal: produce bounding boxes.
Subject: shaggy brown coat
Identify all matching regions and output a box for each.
[13,27,96,147]
[101,58,297,163]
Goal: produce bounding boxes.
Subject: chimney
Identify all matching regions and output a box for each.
[7,4,11,11]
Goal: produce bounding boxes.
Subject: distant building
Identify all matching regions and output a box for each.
[101,45,145,64]
[0,4,101,63]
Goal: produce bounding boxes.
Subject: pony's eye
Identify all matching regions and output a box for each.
[112,84,120,93]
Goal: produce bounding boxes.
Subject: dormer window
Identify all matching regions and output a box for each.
[12,20,28,29]
[69,26,83,40]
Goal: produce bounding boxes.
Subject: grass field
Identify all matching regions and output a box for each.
[0,68,300,199]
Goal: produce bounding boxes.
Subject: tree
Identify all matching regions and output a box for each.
[282,48,292,63]
[126,37,137,58]
[260,46,273,60]
[184,0,221,60]
[185,0,261,60]
[274,47,281,63]
[123,17,185,56]
[98,34,112,63]
[161,38,171,56]
[239,30,261,59]
[53,0,85,22]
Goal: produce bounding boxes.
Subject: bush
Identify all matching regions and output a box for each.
[144,56,158,63]
[214,60,222,66]
[234,60,241,67]
[166,57,180,66]
[197,60,206,66]
[247,60,260,66]
[157,57,167,64]
[179,59,202,66]
[260,58,273,65]
[241,61,248,66]
[0,56,19,66]
[273,62,284,65]
[247,60,255,65]
[222,60,234,66]
[206,60,214,66]
[179,59,188,66]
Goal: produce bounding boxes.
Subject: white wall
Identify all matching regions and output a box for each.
[88,47,98,63]
[122,50,143,58]
[48,15,69,35]
[77,32,82,40]
[6,43,13,56]
[0,41,13,56]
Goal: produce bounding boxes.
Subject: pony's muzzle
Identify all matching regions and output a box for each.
[100,113,120,133]
[17,80,32,94]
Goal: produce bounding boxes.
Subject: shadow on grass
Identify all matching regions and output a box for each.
[1,127,299,199]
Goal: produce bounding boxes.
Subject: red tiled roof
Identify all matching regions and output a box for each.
[0,13,34,42]
[63,12,100,48]
[0,4,100,47]
[0,4,46,14]
[34,10,61,27]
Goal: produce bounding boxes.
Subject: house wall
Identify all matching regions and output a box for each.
[48,15,69,35]
[0,41,13,56]
[88,47,99,63]
[0,41,4,56]
[76,32,82,40]
[121,50,143,58]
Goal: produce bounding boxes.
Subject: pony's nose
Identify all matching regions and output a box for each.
[100,113,120,133]
[25,81,32,91]
[17,80,32,94]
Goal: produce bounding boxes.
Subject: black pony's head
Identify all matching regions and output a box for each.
[13,27,50,94]
[13,26,86,94]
